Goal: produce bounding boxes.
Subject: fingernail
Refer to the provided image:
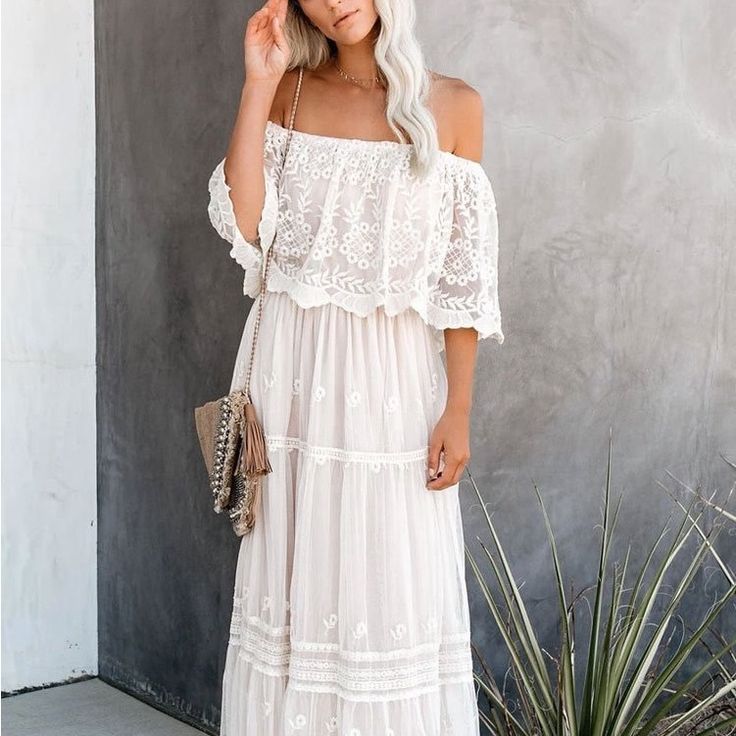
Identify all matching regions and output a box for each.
[428,468,435,476]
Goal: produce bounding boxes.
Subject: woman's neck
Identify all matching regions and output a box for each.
[333,33,380,81]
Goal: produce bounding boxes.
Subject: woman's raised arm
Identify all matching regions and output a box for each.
[223,0,290,244]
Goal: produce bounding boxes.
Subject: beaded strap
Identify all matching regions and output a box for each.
[243,66,304,400]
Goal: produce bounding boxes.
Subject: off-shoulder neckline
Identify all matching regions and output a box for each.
[265,120,485,174]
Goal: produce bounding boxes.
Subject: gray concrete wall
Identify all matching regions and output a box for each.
[96,0,735,729]
[417,0,736,677]
[95,3,247,730]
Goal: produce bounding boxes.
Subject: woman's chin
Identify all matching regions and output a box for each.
[327,13,379,44]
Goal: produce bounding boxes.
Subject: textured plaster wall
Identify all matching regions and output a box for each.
[417,0,736,677]
[95,0,735,728]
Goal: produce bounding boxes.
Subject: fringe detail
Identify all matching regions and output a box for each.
[240,398,273,476]
[230,474,262,536]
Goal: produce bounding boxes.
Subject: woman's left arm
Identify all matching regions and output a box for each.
[426,83,485,491]
[426,328,478,490]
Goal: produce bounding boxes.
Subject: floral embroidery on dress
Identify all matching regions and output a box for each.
[430,371,439,398]
[384,394,399,414]
[345,388,361,407]
[390,623,406,641]
[323,612,338,631]
[262,370,276,391]
[351,620,368,639]
[292,377,302,396]
[288,713,308,731]
[422,614,439,635]
[207,121,504,346]
[325,715,339,733]
[262,699,272,717]
[312,385,326,402]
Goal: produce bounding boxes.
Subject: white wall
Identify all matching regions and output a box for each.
[1,0,97,690]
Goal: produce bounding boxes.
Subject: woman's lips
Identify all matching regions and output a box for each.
[334,9,358,27]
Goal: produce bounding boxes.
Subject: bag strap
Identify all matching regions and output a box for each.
[243,65,304,400]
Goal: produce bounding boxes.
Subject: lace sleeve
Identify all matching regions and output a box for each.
[427,163,504,345]
[207,152,280,298]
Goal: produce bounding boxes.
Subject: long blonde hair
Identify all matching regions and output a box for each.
[284,0,441,177]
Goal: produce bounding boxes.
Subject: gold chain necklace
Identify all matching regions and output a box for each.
[333,59,383,89]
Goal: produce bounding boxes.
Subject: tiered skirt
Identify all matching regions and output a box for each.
[220,289,480,736]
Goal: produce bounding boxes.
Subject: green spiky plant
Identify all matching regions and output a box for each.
[464,432,736,736]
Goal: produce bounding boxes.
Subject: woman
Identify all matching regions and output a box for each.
[207,0,504,733]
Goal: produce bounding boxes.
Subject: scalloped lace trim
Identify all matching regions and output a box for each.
[265,264,505,346]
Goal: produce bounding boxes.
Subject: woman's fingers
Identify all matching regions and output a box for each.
[243,0,289,80]
[446,456,466,486]
[264,0,284,23]
[427,441,442,483]
[426,450,467,491]
[271,13,286,52]
[247,4,280,49]
[260,0,286,40]
[246,7,269,37]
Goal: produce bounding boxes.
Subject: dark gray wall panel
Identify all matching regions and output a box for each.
[96,1,252,730]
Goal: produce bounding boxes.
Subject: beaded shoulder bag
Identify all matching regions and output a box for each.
[194,66,304,536]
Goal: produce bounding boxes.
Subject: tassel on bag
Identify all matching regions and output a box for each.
[240,398,272,477]
[226,391,273,537]
[237,253,276,485]
[193,66,304,536]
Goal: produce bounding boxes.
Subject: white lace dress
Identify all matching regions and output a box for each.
[207,120,504,736]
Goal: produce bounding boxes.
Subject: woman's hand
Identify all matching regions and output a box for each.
[426,405,471,491]
[244,0,291,84]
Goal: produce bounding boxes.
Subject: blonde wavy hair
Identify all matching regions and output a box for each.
[284,0,441,178]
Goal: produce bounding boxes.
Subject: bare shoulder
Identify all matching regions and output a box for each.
[426,70,485,161]
[267,67,303,127]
